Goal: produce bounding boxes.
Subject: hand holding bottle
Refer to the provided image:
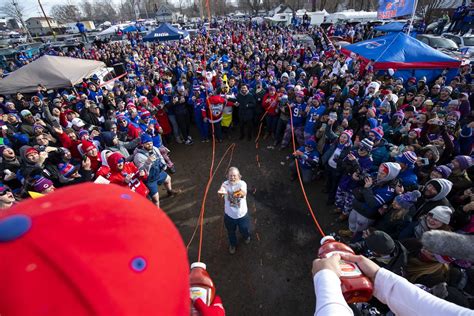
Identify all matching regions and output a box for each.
[193,296,225,316]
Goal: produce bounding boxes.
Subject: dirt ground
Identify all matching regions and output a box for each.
[160,126,345,316]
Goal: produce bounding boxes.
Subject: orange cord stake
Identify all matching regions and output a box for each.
[286,104,326,237]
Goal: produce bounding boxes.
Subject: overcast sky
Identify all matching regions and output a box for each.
[20,0,121,18]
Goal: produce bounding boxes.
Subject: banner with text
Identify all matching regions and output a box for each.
[377,0,416,19]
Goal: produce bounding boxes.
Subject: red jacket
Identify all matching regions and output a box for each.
[262,93,279,116]
[97,153,149,197]
[57,131,82,159]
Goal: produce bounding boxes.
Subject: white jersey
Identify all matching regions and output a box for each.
[221,180,248,219]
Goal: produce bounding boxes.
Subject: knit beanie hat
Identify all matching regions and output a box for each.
[81,140,96,154]
[25,147,39,157]
[0,145,10,157]
[33,177,54,193]
[371,126,384,140]
[140,133,153,144]
[393,111,404,120]
[433,165,452,178]
[394,190,421,210]
[78,130,89,139]
[101,131,116,147]
[396,151,417,167]
[429,206,453,225]
[367,118,378,129]
[58,163,77,178]
[342,129,353,139]
[453,155,473,171]
[365,231,395,256]
[360,138,374,152]
[424,145,440,163]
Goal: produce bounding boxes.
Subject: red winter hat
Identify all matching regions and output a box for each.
[81,140,96,153]
[342,129,353,139]
[0,183,189,315]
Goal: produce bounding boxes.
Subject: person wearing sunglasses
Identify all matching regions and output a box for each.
[0,184,16,210]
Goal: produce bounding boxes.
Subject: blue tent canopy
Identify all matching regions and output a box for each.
[123,24,146,33]
[143,23,189,42]
[343,32,461,82]
[374,22,405,33]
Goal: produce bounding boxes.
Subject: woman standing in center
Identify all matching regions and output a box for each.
[218,167,251,255]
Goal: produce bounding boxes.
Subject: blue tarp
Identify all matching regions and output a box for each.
[143,23,189,42]
[343,32,461,82]
[374,22,405,32]
[123,25,146,33]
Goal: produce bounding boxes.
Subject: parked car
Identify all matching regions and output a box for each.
[441,33,474,57]
[416,34,462,59]
[292,34,316,50]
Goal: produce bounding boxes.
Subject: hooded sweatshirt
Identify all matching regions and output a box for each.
[412,179,453,220]
[97,152,149,197]
[352,162,401,220]
[19,145,43,178]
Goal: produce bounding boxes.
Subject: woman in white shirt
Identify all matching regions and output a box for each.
[218,167,250,254]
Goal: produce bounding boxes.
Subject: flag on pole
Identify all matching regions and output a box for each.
[377,0,416,19]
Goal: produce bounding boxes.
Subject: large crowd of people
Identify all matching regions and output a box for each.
[1,17,473,314]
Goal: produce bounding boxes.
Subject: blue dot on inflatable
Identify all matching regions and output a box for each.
[0,214,32,242]
[130,256,147,272]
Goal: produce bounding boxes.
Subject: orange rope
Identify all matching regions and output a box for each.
[186,143,236,251]
[254,111,268,147]
[286,104,326,237]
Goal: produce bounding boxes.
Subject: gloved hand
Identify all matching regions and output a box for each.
[193,295,225,316]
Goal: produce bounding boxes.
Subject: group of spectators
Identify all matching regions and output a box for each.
[0,18,473,313]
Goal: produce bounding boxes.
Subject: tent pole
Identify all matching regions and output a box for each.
[407,0,419,36]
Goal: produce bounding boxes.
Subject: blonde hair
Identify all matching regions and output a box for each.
[227,167,241,180]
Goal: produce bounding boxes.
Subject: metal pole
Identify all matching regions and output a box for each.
[407,0,419,36]
[38,0,56,40]
[12,0,33,42]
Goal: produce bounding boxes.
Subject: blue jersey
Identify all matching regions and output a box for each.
[304,106,326,134]
[296,146,320,169]
[373,185,396,209]
[288,102,307,127]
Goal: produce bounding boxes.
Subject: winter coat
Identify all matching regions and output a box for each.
[236,92,256,122]
[370,138,390,171]
[412,179,453,220]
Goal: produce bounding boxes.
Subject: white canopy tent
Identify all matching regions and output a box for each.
[97,23,133,36]
[0,55,106,94]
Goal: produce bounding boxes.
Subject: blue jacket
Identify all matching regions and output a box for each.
[398,168,418,189]
[371,139,390,171]
[352,184,397,220]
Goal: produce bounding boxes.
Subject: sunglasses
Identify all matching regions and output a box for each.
[0,189,12,196]
[118,158,125,164]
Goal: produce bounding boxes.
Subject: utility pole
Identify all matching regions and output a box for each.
[37,0,56,40]
[199,0,204,20]
[12,0,33,42]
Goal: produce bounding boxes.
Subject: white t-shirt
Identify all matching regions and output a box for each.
[221,180,248,219]
[328,147,342,169]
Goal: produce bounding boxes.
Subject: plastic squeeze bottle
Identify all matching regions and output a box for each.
[318,236,373,303]
[190,262,216,316]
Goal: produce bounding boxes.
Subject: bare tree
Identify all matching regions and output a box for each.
[80,0,94,20]
[0,0,33,40]
[51,1,82,23]
[418,0,447,22]
[92,0,118,22]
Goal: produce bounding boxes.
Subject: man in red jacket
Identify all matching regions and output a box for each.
[97,152,149,197]
[205,93,226,142]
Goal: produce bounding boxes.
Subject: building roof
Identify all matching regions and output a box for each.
[26,17,55,22]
